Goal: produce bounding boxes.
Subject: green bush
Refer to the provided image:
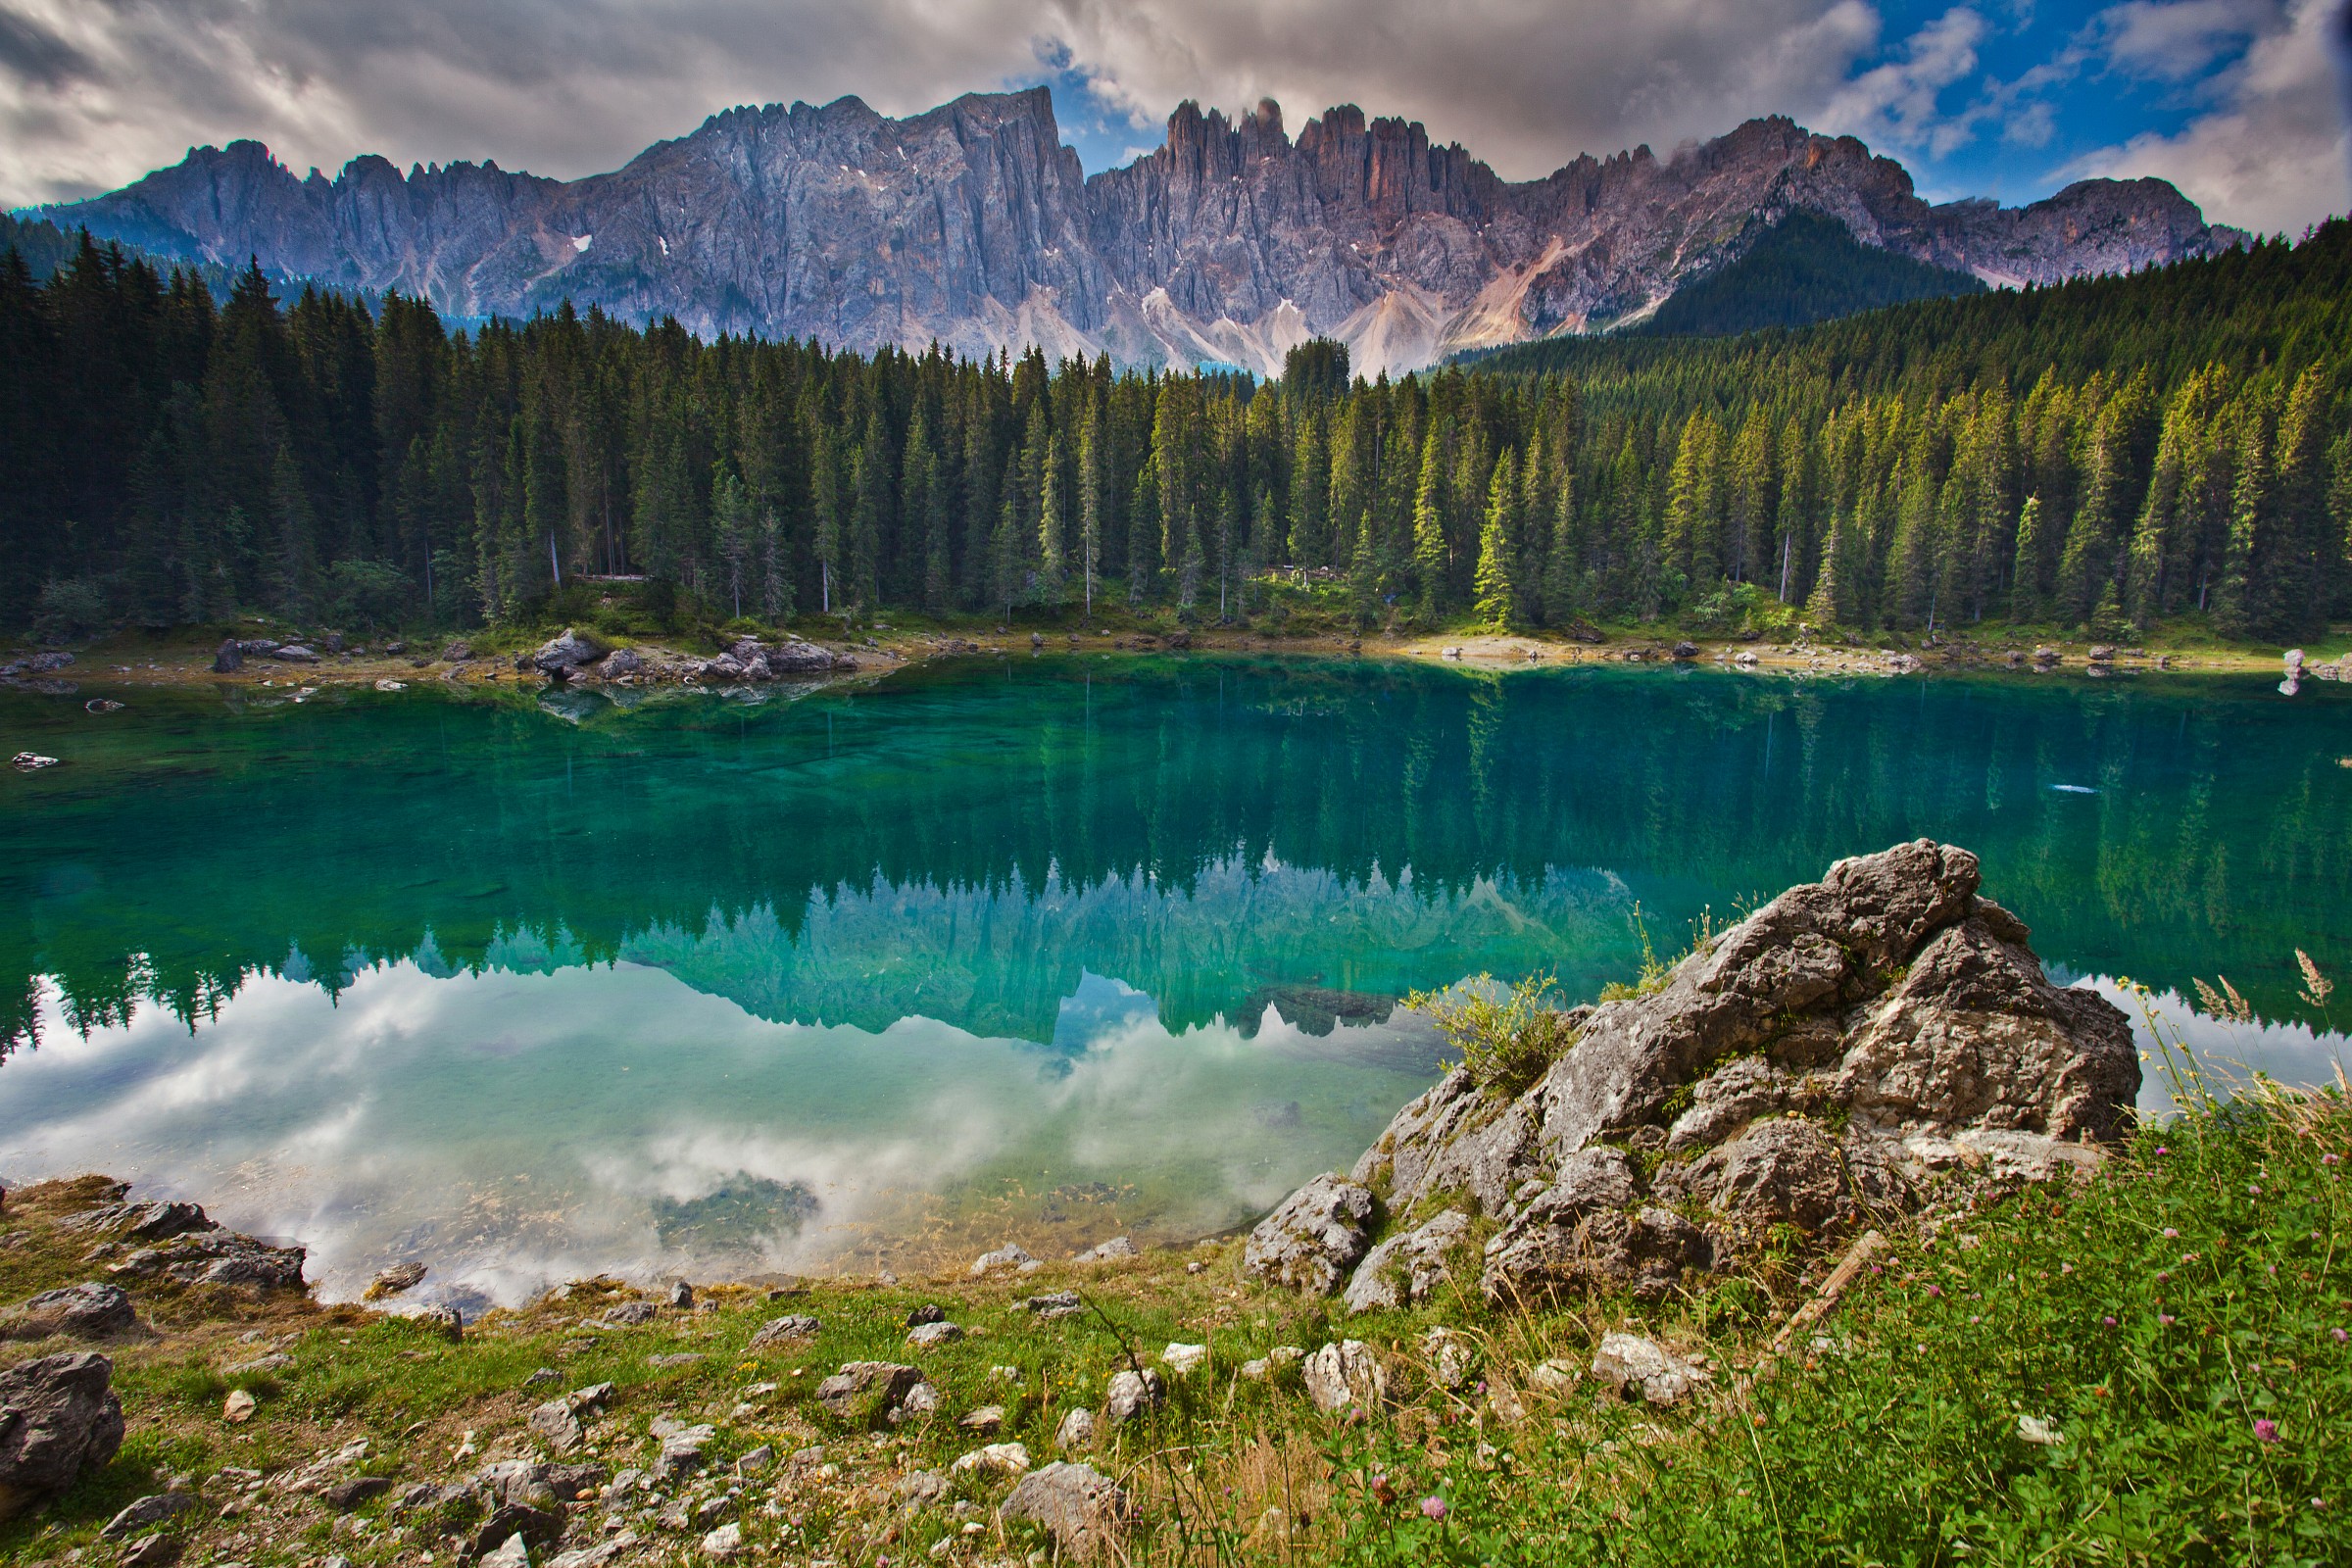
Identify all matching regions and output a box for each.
[1404,972,1578,1095]
[29,577,111,643]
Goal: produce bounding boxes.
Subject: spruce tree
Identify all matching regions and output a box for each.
[1474,449,1519,630]
[1038,427,1068,608]
[1411,420,1447,620]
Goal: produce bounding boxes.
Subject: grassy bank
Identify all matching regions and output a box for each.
[3,1058,2345,1567]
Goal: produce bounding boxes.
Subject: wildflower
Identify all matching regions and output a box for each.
[1370,1473,1396,1506]
[2255,1419,2280,1445]
[1420,1496,1448,1521]
[1971,1315,1983,1324]
[2156,1271,2170,1282]
[2103,1316,2118,1327]
[2331,1328,2347,1344]
[2061,1263,2074,1274]
[2156,1147,2170,1156]
[2249,1185,2262,1196]
[2162,1228,2179,1239]
[2325,1154,2341,1166]
[2159,1314,2177,1326]
[1926,1285,1942,1297]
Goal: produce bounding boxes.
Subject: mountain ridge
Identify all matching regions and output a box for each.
[35,88,2246,376]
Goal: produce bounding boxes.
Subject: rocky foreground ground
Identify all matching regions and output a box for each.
[0,844,2342,1566]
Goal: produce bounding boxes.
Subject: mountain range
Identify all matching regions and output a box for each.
[36,88,2246,376]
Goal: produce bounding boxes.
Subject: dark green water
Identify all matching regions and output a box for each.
[1,658,2344,1307]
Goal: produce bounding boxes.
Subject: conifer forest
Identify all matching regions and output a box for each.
[3,218,2348,644]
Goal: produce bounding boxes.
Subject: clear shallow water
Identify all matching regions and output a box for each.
[1,657,2345,1308]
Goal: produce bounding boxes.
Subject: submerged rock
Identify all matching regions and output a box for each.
[1257,841,2138,1308]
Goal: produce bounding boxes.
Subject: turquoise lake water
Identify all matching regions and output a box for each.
[1,657,2345,1308]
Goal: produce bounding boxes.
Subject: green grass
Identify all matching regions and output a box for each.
[1324,1093,2352,1566]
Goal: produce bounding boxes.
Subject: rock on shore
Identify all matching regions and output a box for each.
[1247,840,2139,1309]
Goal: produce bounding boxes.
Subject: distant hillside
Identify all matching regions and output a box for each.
[2,211,252,301]
[1631,210,1984,337]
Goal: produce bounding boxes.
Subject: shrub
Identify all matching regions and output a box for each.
[29,577,111,643]
[1404,972,1578,1094]
[322,559,419,631]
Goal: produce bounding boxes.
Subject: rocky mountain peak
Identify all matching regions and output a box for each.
[42,91,2244,373]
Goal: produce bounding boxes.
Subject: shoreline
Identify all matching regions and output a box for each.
[2,621,2334,701]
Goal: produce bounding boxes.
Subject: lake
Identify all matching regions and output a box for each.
[2,656,2345,1311]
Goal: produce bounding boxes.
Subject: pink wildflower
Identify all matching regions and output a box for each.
[1420,1496,1448,1521]
[2255,1419,2280,1445]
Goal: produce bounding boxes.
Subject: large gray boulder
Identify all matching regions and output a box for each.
[1261,842,2138,1307]
[1242,1174,1376,1295]
[0,1351,126,1519]
[999,1462,1129,1561]
[765,640,837,674]
[1342,1209,1471,1313]
[530,629,607,677]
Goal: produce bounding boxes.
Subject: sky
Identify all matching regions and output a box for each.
[1,0,2346,233]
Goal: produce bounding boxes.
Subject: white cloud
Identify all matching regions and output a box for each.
[2089,0,2270,85]
[2072,0,2350,230]
[1813,6,1991,157]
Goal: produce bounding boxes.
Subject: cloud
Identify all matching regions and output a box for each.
[2072,0,2350,230]
[1813,5,1991,157]
[2088,0,2269,85]
[0,0,1891,206]
[1,0,2344,227]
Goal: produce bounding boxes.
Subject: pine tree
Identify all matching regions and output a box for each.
[1411,420,1447,620]
[1474,449,1519,629]
[711,465,753,620]
[809,421,841,614]
[268,445,321,620]
[1038,427,1068,607]
[1543,456,1578,623]
[2214,409,2268,639]
[1288,413,1328,567]
[1077,401,1103,620]
[2011,496,2049,621]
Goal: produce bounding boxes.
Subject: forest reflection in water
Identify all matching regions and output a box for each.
[0,657,2344,1303]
